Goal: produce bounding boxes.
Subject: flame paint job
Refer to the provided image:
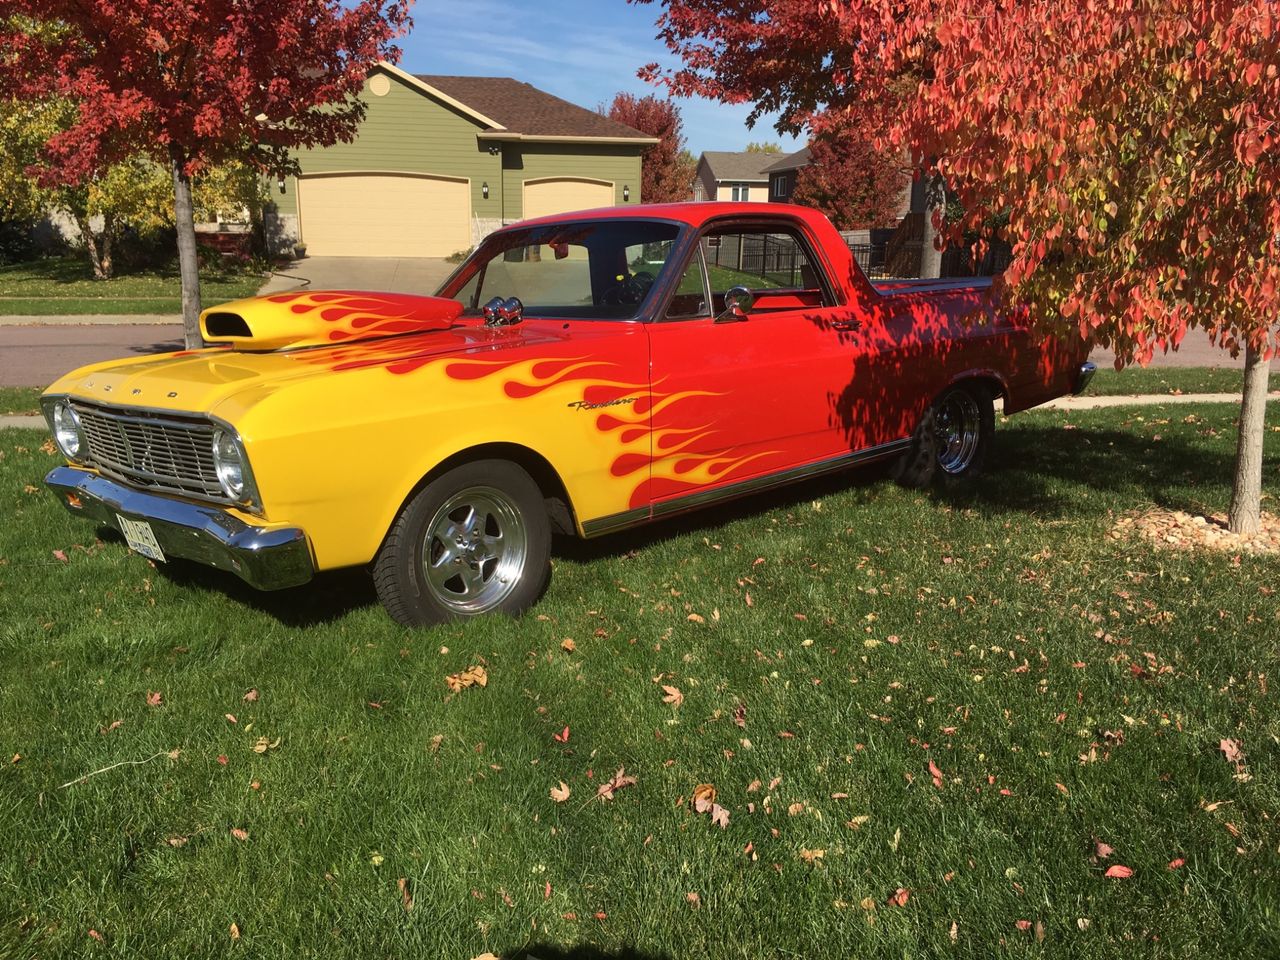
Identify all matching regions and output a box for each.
[43,202,1089,576]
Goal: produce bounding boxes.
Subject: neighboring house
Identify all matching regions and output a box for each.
[266,62,657,258]
[763,147,811,204]
[689,151,778,203]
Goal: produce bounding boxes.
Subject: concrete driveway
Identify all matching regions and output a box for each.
[257,256,458,296]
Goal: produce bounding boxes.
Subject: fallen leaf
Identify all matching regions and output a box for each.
[1015,919,1032,931]
[560,638,576,653]
[252,737,281,754]
[429,734,444,753]
[445,665,488,692]
[859,897,877,911]
[553,726,570,743]
[928,759,944,789]
[692,783,717,813]
[53,549,68,563]
[370,852,385,866]
[217,755,229,766]
[10,753,20,764]
[710,804,730,828]
[229,922,240,941]
[398,877,413,912]
[949,920,958,942]
[686,891,701,908]
[1104,864,1133,878]
[1219,737,1243,762]
[734,703,747,728]
[687,613,705,624]
[1035,919,1046,942]
[887,887,910,907]
[1094,839,1114,859]
[230,828,248,842]
[1055,782,1069,795]
[550,781,571,803]
[596,766,637,801]
[100,720,123,735]
[543,881,552,899]
[746,779,761,792]
[594,911,607,920]
[799,848,825,864]
[250,780,261,790]
[225,713,237,724]
[1168,858,1185,870]
[242,688,259,703]
[787,802,805,816]
[88,929,104,943]
[146,691,163,707]
[661,684,684,708]
[166,836,188,847]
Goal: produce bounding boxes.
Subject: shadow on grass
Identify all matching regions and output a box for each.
[144,422,1256,624]
[504,946,672,960]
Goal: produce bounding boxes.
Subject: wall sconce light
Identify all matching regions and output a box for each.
[277,177,286,194]
[623,185,630,202]
[482,182,489,200]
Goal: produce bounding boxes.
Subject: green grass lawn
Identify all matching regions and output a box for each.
[0,257,264,315]
[0,388,43,416]
[2,402,1278,958]
[1083,366,1251,397]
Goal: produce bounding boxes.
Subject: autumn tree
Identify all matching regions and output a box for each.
[603,92,696,204]
[0,0,411,347]
[635,0,1279,534]
[790,125,908,231]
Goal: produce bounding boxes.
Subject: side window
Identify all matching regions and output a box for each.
[700,227,832,313]
[665,251,709,320]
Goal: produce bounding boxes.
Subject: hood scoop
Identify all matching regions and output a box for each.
[200,290,465,351]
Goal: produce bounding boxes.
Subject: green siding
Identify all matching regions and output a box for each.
[273,70,502,221]
[270,68,646,230]
[500,144,644,222]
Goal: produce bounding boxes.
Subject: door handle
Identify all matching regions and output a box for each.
[831,317,862,332]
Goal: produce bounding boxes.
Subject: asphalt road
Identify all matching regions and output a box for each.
[0,320,1245,389]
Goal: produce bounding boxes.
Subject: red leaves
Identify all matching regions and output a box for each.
[1104,864,1133,879]
[928,759,944,789]
[145,691,163,708]
[887,887,910,908]
[596,767,637,802]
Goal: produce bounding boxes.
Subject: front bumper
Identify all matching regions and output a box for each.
[1073,361,1098,395]
[45,466,314,590]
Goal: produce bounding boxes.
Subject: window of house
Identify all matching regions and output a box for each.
[729,183,751,202]
[772,175,787,198]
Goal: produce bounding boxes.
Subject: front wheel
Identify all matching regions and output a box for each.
[892,383,995,488]
[373,460,551,626]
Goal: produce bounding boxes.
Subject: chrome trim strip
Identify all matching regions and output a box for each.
[580,439,912,538]
[44,466,312,591]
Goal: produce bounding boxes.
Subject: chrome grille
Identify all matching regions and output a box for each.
[70,400,227,501]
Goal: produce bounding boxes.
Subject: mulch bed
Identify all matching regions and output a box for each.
[1111,507,1280,555]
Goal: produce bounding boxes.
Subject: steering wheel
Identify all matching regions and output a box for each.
[602,271,656,306]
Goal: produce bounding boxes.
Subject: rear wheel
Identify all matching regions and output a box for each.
[373,460,551,626]
[892,383,995,488]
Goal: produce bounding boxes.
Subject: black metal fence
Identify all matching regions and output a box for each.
[849,238,1011,279]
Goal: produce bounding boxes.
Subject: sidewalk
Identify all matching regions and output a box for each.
[6,391,1275,432]
[0,313,180,326]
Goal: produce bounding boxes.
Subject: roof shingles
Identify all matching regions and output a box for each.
[415,75,652,140]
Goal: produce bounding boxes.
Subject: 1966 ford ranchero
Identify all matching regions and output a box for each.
[42,203,1093,625]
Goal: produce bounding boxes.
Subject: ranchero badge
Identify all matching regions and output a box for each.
[567,397,636,411]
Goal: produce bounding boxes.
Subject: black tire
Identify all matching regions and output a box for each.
[892,383,995,488]
[373,459,551,626]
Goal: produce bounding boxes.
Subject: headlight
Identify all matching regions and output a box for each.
[212,429,247,500]
[52,401,84,459]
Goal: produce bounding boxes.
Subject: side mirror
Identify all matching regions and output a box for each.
[716,285,754,323]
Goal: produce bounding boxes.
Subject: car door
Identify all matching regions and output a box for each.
[641,219,892,511]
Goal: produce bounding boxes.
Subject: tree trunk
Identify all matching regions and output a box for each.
[171,155,204,349]
[75,213,108,280]
[919,174,944,279]
[100,212,114,281]
[1228,342,1271,535]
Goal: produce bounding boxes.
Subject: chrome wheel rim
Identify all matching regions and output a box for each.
[421,486,527,614]
[934,391,981,474]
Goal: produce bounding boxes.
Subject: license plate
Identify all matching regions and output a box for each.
[116,514,166,563]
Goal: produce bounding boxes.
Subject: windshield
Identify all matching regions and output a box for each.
[441,220,684,320]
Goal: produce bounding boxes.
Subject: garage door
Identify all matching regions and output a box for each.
[298,173,470,258]
[523,178,615,221]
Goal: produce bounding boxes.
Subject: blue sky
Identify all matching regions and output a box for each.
[400,0,805,156]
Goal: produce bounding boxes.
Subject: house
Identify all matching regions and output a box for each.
[689,151,778,203]
[763,147,811,204]
[266,63,657,258]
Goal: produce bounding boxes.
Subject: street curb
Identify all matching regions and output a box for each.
[4,392,1275,434]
